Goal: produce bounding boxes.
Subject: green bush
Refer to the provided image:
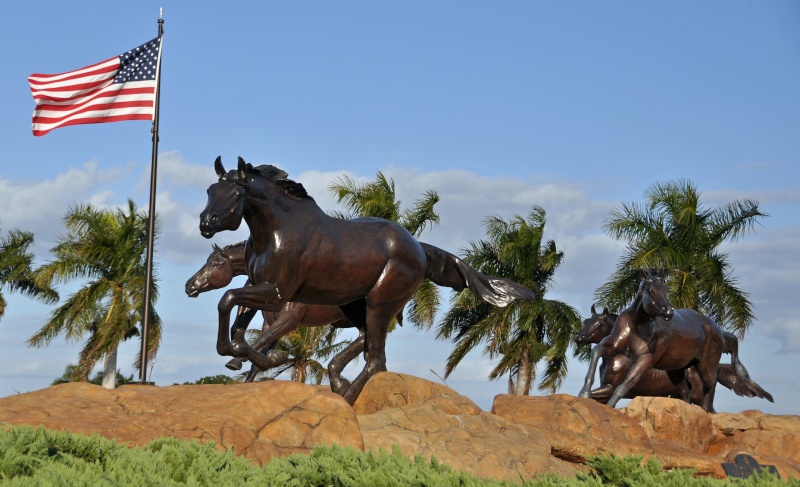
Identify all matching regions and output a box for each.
[0,425,795,486]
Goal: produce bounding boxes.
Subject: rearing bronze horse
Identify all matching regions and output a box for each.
[199,156,535,404]
[576,304,773,409]
[603,268,745,413]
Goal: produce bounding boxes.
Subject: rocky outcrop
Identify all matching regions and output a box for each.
[0,381,362,465]
[0,373,797,481]
[354,373,576,482]
[709,410,800,479]
[622,396,715,452]
[491,393,726,477]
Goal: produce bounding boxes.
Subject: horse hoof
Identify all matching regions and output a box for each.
[225,358,243,371]
[578,390,591,399]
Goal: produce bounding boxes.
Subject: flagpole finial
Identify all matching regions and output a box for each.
[159,7,163,19]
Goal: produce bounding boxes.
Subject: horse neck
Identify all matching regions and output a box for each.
[602,315,618,335]
[243,187,328,252]
[631,289,654,324]
[221,243,248,275]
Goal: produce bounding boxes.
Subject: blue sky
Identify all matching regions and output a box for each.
[1,2,798,414]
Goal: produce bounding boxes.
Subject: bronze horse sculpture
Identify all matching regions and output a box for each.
[199,156,535,404]
[597,268,748,413]
[185,241,367,387]
[576,305,772,409]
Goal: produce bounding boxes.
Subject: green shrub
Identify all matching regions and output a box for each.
[0,424,795,486]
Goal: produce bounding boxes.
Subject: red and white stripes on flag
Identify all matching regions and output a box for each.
[28,37,162,136]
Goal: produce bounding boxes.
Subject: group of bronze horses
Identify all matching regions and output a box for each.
[189,156,535,404]
[576,269,772,412]
[187,157,772,410]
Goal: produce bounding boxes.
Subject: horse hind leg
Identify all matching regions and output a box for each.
[328,328,366,395]
[340,296,410,405]
[667,368,692,404]
[578,339,608,398]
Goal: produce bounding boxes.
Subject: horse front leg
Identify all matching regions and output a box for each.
[606,353,655,408]
[591,354,631,403]
[579,338,610,398]
[216,282,281,357]
[224,308,258,370]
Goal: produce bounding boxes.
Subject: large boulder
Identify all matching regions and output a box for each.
[491,393,725,478]
[353,371,480,415]
[0,381,363,465]
[355,373,577,482]
[709,410,800,466]
[622,396,715,452]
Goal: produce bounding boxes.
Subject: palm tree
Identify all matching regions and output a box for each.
[329,171,441,328]
[28,199,162,385]
[0,226,58,318]
[247,326,350,384]
[437,205,583,394]
[595,179,767,337]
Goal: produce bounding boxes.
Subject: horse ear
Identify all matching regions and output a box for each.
[639,269,647,280]
[591,303,597,315]
[602,307,609,316]
[237,156,248,181]
[658,268,666,279]
[214,156,225,177]
[212,243,222,254]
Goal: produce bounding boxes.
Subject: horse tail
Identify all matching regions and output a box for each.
[721,330,751,381]
[716,364,774,402]
[419,242,535,307]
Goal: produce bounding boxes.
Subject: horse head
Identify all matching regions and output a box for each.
[639,268,674,320]
[185,243,241,297]
[576,304,615,344]
[199,156,249,238]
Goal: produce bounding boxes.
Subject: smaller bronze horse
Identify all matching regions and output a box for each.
[600,269,744,412]
[576,305,773,409]
[186,241,366,389]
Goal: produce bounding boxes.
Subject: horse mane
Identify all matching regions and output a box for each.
[221,241,246,251]
[247,164,313,201]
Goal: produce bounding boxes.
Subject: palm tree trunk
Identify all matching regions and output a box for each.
[515,350,532,395]
[102,348,117,389]
[507,374,516,395]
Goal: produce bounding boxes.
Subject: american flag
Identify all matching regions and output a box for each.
[28,37,162,136]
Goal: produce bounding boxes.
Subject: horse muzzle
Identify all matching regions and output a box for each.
[662,306,674,321]
[185,282,200,297]
[199,213,219,239]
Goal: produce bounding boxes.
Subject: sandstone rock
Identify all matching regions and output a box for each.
[356,373,575,482]
[492,393,652,462]
[622,396,715,452]
[0,381,363,465]
[709,410,800,464]
[352,372,481,415]
[492,394,725,478]
[1,375,796,482]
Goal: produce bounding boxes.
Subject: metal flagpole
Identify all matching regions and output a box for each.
[138,10,165,384]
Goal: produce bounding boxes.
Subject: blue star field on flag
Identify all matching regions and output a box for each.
[115,37,161,83]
